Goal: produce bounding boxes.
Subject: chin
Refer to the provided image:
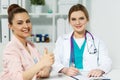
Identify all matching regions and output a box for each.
[24,34,31,38]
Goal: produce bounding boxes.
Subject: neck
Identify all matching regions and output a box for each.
[15,35,27,47]
[73,30,86,38]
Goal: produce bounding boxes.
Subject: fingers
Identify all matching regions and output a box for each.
[43,48,54,56]
[37,70,50,78]
[44,48,54,64]
[65,67,79,76]
[70,67,79,72]
[43,48,53,56]
[87,69,104,77]
[49,54,54,65]
[44,48,48,54]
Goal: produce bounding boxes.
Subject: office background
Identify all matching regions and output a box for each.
[0,0,120,72]
[90,0,120,69]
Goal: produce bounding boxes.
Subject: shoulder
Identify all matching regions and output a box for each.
[57,32,72,41]
[91,33,105,43]
[5,40,19,51]
[3,41,21,60]
[56,34,69,45]
[86,31,101,41]
[86,31,107,46]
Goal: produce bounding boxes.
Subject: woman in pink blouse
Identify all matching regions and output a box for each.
[0,4,54,80]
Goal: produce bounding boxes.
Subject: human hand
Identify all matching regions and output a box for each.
[87,69,105,77]
[36,67,51,78]
[61,67,79,76]
[40,48,54,68]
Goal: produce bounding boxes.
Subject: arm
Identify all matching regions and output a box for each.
[22,49,54,80]
[36,66,51,78]
[97,40,112,73]
[52,36,79,76]
[88,40,112,77]
[59,67,79,76]
[2,48,54,80]
[52,37,65,72]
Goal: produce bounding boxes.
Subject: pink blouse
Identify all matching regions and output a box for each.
[0,35,41,80]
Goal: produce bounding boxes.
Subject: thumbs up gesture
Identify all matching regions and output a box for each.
[44,48,48,54]
[40,48,54,67]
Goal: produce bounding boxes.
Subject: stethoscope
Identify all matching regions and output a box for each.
[70,30,98,67]
[85,30,97,54]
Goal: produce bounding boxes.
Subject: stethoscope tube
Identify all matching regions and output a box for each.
[70,30,98,67]
[85,30,97,54]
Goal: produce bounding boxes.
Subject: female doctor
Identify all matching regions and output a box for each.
[52,4,112,77]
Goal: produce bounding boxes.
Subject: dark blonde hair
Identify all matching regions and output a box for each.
[8,4,28,24]
[68,4,89,22]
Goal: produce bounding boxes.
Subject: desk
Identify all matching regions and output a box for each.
[40,69,120,80]
[106,69,120,80]
[40,71,73,80]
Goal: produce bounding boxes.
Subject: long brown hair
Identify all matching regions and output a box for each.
[68,4,89,22]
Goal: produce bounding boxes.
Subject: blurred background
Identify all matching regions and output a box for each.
[0,0,120,72]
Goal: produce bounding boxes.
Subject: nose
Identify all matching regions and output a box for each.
[76,20,80,24]
[24,23,29,28]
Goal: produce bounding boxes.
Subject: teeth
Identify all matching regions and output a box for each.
[23,29,29,33]
[24,31,28,33]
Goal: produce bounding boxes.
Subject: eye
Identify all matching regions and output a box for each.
[71,18,76,21]
[26,20,31,23]
[17,21,23,25]
[79,17,85,20]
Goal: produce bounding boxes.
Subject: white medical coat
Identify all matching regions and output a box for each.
[52,31,112,73]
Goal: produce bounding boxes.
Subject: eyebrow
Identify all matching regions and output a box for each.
[17,18,30,21]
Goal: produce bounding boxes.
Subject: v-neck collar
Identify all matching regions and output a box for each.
[73,38,86,50]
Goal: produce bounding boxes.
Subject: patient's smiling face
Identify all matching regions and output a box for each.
[9,12,32,39]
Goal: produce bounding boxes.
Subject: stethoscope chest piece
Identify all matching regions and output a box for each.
[85,31,97,54]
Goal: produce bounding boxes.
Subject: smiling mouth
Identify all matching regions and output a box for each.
[22,28,30,33]
[76,25,82,29]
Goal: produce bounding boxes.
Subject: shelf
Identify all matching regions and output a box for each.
[0,0,86,43]
[29,13,53,16]
[0,14,8,18]
[55,13,68,16]
[0,12,68,16]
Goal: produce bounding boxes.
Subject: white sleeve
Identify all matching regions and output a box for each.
[97,39,112,73]
[52,37,65,72]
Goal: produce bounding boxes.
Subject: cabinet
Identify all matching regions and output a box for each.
[0,0,88,44]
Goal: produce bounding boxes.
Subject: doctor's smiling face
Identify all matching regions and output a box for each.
[70,11,88,34]
[68,4,89,36]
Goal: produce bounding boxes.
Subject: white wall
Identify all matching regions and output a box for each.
[90,0,120,69]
